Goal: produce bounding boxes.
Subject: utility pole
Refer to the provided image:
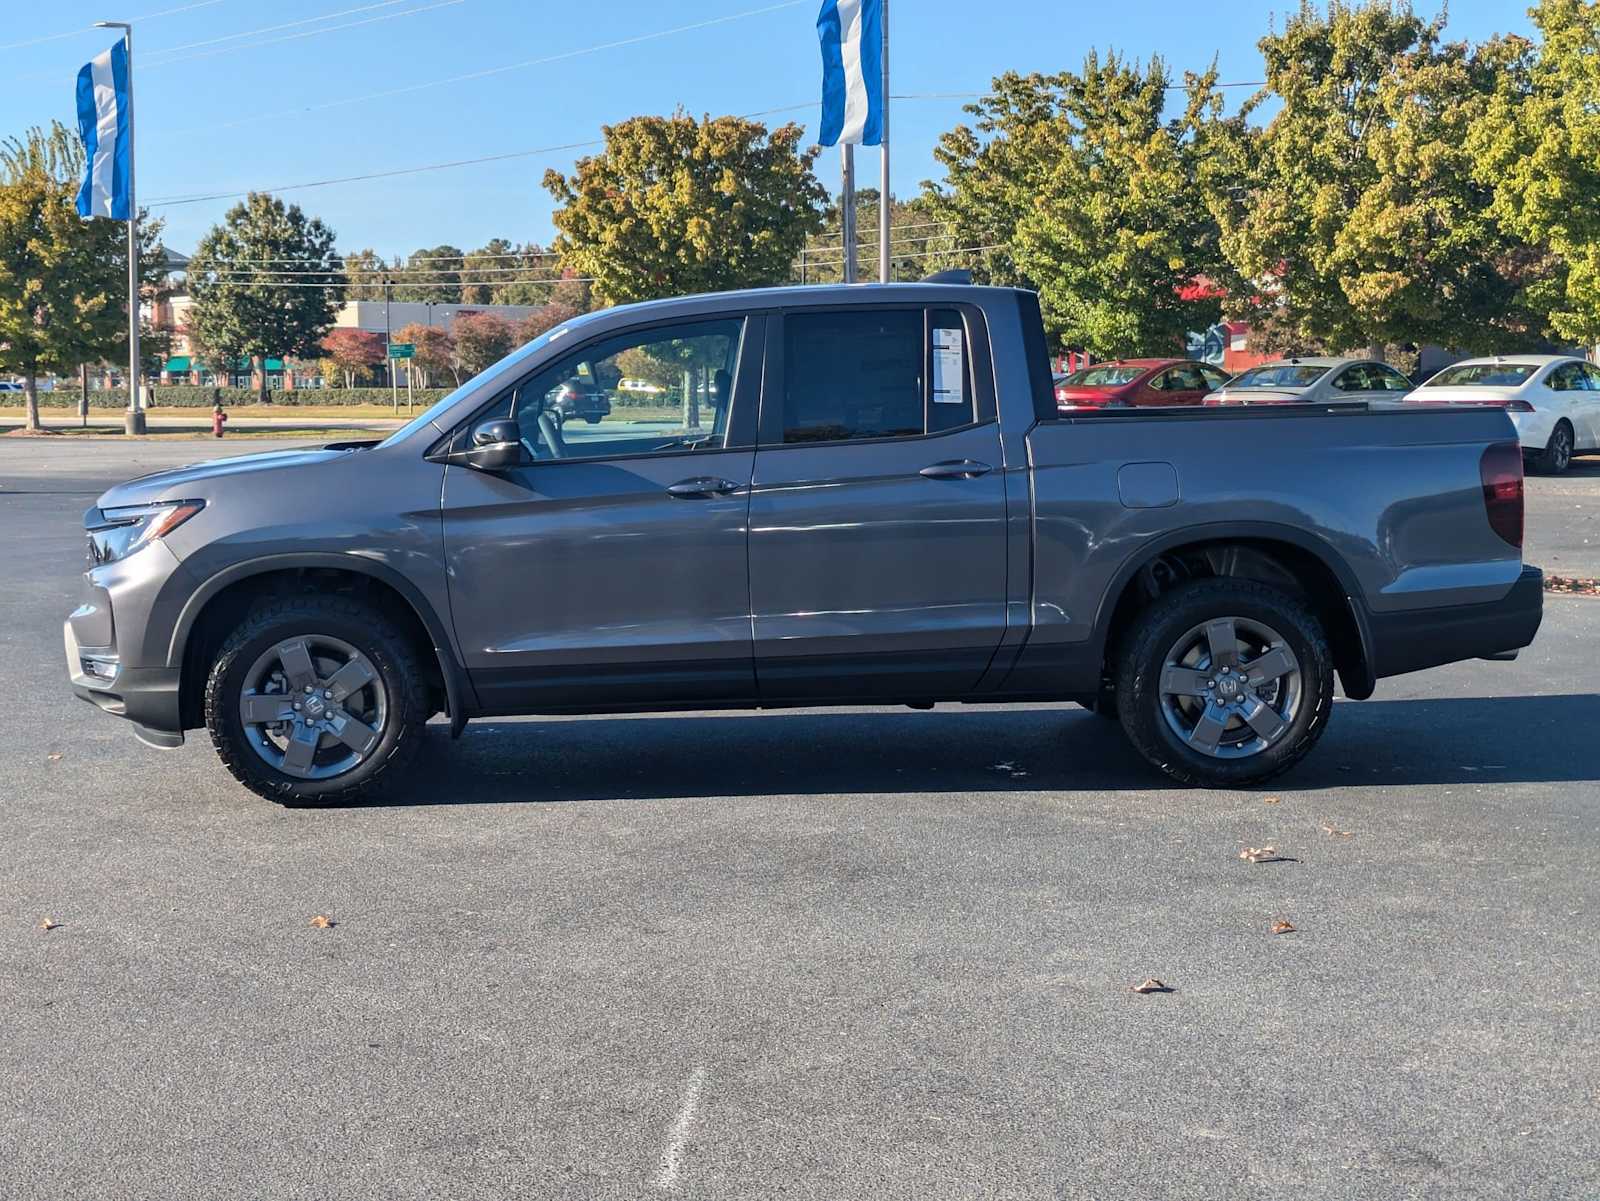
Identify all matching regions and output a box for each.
[841,144,858,284]
[878,0,890,284]
[95,21,142,434]
[385,277,396,413]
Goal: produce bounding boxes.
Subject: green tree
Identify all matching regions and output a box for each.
[393,243,463,303]
[187,193,343,402]
[919,71,1068,290]
[1472,0,1600,344]
[801,188,948,283]
[921,59,1225,356]
[544,111,827,305]
[462,238,515,304]
[493,241,562,306]
[1211,2,1532,356]
[0,122,164,430]
[341,247,391,301]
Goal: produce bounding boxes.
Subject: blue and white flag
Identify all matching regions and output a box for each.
[75,41,131,220]
[816,0,883,146]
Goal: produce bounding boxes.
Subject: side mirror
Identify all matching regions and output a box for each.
[457,419,524,471]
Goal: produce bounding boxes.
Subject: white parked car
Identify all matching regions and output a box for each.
[1405,354,1600,474]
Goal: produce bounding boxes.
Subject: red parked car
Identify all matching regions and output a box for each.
[1052,358,1231,409]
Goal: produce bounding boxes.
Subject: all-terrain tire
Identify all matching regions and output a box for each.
[1115,579,1334,788]
[204,593,428,806]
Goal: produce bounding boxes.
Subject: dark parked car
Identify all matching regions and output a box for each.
[1053,359,1231,409]
[546,375,611,425]
[66,284,1541,805]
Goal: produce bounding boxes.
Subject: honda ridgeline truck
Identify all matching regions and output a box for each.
[65,284,1544,805]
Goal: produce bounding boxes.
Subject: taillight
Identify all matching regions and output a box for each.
[1504,399,1535,412]
[1055,386,1067,403]
[1480,441,1524,547]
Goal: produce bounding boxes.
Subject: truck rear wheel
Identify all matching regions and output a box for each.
[203,594,427,806]
[1115,580,1333,788]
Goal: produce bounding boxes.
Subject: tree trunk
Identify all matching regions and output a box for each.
[23,371,41,432]
[1365,342,1385,363]
[257,355,270,404]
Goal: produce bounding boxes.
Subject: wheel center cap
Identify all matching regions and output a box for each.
[1217,676,1240,699]
[303,695,328,719]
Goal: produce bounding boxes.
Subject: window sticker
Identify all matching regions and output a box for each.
[932,326,966,404]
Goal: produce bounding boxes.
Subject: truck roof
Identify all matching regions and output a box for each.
[570,282,1027,325]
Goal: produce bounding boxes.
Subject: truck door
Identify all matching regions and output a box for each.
[748,305,1008,700]
[440,314,764,712]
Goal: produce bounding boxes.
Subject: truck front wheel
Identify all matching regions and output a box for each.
[1115,580,1333,788]
[203,594,428,806]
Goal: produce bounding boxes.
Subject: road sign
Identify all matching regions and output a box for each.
[387,343,415,359]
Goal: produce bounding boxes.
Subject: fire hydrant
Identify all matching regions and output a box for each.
[212,403,227,438]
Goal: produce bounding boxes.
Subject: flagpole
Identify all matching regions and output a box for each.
[878,0,890,284]
[96,21,142,435]
[840,144,857,284]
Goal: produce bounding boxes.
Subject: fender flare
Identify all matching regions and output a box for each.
[1088,520,1377,699]
[168,553,477,734]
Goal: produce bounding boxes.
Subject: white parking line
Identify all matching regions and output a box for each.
[653,1066,706,1192]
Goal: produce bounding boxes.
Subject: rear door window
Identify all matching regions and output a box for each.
[1548,363,1586,392]
[779,308,980,444]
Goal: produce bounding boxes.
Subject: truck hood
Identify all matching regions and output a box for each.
[96,445,362,509]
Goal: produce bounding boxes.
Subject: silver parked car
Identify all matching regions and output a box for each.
[1203,357,1413,406]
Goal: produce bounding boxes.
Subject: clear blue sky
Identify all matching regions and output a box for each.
[0,0,1536,260]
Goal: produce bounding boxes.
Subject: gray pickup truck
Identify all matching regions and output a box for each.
[65,284,1543,805]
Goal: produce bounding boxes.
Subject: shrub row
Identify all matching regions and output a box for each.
[20,386,691,411]
[21,385,456,409]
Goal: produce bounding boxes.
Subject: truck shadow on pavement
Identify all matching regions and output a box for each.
[357,694,1600,807]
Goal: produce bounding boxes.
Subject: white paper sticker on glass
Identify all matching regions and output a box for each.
[932,326,966,404]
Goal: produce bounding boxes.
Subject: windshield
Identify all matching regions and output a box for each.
[1061,366,1144,387]
[1227,364,1329,389]
[1425,363,1539,387]
[378,310,608,447]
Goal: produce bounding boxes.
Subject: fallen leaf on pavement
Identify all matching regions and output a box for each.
[1130,977,1172,994]
[38,917,59,931]
[1271,920,1296,935]
[1263,796,1280,805]
[1320,822,1353,837]
[308,914,336,929]
[1239,845,1278,862]
[46,752,63,762]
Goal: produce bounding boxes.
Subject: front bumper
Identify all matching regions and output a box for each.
[1366,565,1544,680]
[65,617,185,746]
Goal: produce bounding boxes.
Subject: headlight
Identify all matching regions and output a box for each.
[88,500,205,565]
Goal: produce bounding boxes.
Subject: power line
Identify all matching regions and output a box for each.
[0,0,228,53]
[174,0,808,135]
[142,0,465,69]
[142,0,410,61]
[148,135,606,206]
[149,94,949,207]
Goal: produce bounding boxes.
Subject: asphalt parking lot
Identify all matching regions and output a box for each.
[2,440,1598,1200]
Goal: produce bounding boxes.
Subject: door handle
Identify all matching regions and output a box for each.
[666,476,739,498]
[919,459,993,480]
